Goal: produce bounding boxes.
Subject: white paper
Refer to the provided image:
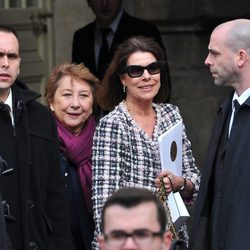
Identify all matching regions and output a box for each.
[167,192,190,231]
[158,121,182,176]
[158,121,190,231]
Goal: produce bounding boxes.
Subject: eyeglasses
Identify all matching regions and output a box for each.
[0,51,20,61]
[104,229,163,247]
[124,61,162,78]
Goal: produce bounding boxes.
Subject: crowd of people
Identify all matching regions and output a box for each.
[1,1,250,250]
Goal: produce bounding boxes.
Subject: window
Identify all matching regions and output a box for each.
[0,0,40,8]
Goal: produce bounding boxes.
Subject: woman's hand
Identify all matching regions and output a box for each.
[155,170,186,194]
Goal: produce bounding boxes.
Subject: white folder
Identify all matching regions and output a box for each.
[158,121,182,176]
[158,121,190,230]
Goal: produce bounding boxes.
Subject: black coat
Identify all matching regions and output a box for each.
[60,156,94,250]
[190,92,250,250]
[0,193,11,250]
[72,11,166,79]
[0,81,75,250]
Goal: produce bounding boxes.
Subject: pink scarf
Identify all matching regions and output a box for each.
[55,115,96,213]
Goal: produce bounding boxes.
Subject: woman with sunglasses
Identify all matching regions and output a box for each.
[92,36,200,249]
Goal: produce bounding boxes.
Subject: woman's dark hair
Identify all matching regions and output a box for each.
[96,36,170,111]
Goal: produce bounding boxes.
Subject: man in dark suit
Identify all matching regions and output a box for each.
[0,25,75,250]
[72,0,171,102]
[190,19,250,250]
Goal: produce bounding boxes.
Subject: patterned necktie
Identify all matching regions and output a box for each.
[98,28,111,79]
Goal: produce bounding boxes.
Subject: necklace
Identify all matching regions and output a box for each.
[124,100,157,138]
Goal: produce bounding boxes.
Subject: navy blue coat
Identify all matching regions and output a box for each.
[190,91,250,250]
[60,156,94,250]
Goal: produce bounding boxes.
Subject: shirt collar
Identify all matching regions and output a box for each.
[109,9,123,33]
[232,88,250,106]
[4,89,14,124]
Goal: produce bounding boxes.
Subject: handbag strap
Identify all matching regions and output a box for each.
[158,176,179,239]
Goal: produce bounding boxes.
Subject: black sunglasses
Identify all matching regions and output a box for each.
[124,61,162,78]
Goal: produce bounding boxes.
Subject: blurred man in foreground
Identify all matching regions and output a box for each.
[98,187,186,250]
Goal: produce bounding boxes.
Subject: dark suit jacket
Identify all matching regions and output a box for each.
[72,11,167,79]
[190,91,250,250]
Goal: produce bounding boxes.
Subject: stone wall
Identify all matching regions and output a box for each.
[53,0,94,64]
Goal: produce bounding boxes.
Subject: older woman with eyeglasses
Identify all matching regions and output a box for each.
[92,36,200,249]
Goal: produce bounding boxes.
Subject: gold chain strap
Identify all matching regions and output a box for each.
[157,176,179,239]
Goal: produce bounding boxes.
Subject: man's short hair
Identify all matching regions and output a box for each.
[0,25,18,39]
[100,187,167,232]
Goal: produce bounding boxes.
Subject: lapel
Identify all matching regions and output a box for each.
[88,22,98,75]
[228,95,250,138]
[242,95,250,108]
[13,87,31,211]
[202,93,233,182]
[110,12,130,53]
[192,93,233,234]
[212,96,232,152]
